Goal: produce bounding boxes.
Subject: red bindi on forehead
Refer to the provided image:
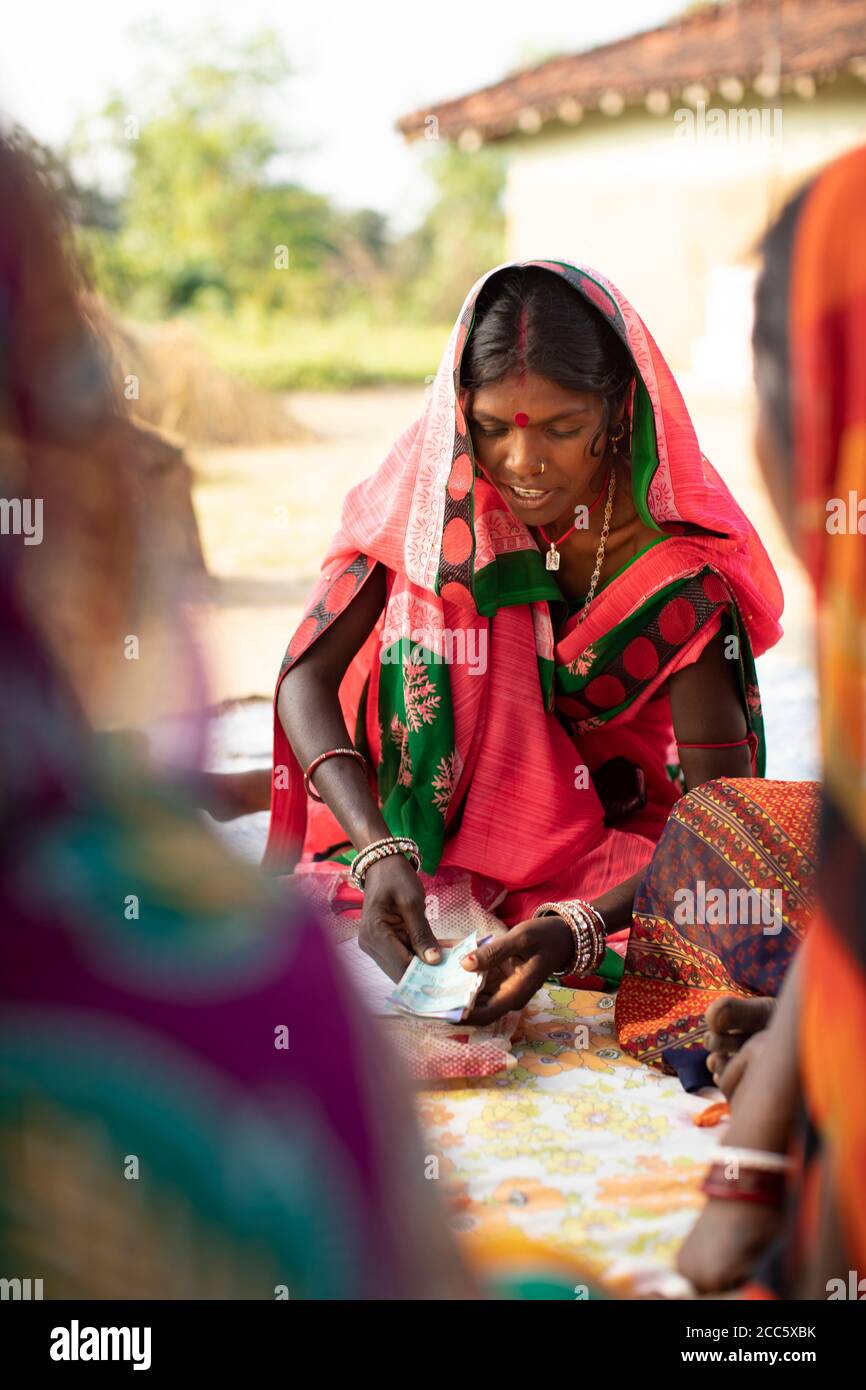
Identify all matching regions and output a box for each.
[514,412,530,427]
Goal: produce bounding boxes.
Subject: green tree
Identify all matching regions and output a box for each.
[72,24,362,318]
[397,142,506,322]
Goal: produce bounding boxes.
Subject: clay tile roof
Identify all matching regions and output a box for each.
[397,0,866,143]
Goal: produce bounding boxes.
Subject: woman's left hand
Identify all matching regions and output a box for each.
[461,916,574,1024]
[676,1196,782,1294]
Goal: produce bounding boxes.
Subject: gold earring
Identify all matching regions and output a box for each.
[609,423,625,456]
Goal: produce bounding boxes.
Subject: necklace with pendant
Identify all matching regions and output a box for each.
[538,466,611,571]
[577,467,617,621]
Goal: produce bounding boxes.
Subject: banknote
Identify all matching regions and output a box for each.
[388,931,487,1021]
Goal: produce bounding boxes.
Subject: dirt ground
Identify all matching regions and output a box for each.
[189,387,426,703]
[188,382,818,781]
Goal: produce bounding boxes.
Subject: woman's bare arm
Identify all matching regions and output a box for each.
[723,948,802,1147]
[278,564,440,975]
[277,564,390,850]
[591,628,754,932]
[668,625,753,786]
[676,952,802,1293]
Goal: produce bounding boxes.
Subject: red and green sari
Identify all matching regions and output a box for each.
[264,260,783,947]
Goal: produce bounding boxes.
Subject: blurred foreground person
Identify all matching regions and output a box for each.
[0,127,473,1300]
[679,144,866,1296]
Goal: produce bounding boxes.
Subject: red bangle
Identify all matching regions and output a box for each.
[701,1163,786,1209]
[677,736,752,750]
[303,747,369,802]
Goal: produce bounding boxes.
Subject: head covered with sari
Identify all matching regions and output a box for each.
[266,260,783,887]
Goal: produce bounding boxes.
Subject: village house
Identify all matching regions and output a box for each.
[398,0,866,379]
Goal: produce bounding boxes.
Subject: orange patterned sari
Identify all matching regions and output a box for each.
[788,145,866,1283]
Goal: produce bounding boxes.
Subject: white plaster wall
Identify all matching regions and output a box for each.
[503,81,866,370]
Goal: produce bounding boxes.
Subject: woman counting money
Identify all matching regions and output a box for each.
[265,260,783,1015]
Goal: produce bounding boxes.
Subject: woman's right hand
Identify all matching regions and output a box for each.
[358,853,442,982]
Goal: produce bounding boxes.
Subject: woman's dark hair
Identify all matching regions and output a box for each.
[459,265,635,456]
[752,183,813,464]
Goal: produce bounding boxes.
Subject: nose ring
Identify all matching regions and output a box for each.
[536,460,546,476]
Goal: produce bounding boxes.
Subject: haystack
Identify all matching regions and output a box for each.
[95,307,310,448]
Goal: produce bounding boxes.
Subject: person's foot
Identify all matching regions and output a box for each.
[705,994,774,1094]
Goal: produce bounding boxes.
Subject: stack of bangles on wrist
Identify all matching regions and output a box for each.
[349,836,422,889]
[701,1146,794,1209]
[535,899,607,977]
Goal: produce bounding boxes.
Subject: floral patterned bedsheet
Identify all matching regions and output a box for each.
[204,797,716,1290]
[416,984,719,1290]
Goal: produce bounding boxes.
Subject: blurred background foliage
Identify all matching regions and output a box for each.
[57,24,505,388]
